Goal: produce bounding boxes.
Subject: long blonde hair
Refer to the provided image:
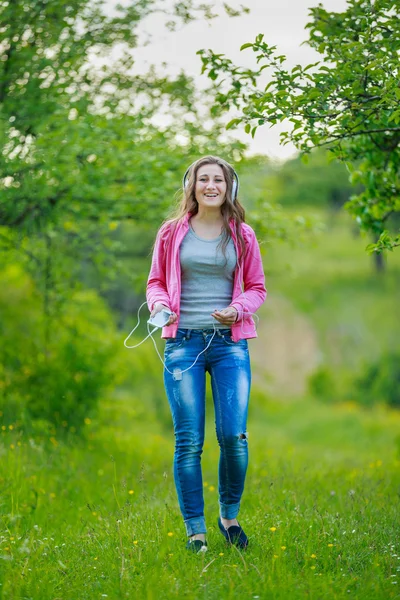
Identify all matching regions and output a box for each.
[166,155,247,262]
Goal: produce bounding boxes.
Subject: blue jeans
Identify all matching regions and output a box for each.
[163,328,251,537]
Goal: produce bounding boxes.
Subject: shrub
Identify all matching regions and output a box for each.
[307,365,338,403]
[0,264,121,434]
[353,352,400,409]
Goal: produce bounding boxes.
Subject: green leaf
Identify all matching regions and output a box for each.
[388,110,400,123]
[240,43,253,51]
[226,118,241,130]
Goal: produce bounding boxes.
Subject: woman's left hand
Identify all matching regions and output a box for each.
[211,306,238,326]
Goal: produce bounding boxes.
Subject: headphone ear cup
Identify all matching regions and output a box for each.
[232,174,239,202]
[183,167,190,191]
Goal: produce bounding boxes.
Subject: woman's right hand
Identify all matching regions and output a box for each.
[151,302,178,326]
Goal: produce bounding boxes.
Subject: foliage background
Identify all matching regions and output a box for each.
[1,0,399,598]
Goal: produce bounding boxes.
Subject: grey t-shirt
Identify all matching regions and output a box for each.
[179,224,237,329]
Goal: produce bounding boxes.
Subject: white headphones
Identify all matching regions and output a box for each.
[183,162,240,203]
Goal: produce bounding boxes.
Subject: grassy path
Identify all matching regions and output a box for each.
[1,392,399,599]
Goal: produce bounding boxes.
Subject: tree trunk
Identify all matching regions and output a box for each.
[373,233,385,273]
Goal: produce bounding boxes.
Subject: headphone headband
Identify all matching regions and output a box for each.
[183,162,239,203]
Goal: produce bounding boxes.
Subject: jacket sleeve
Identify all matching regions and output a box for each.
[146,223,172,312]
[229,224,267,318]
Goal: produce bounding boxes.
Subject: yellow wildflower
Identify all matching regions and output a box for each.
[167,532,174,537]
[270,527,277,532]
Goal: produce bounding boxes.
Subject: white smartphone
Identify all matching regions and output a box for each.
[147,309,172,328]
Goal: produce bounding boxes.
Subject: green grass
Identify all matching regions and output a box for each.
[1,392,400,600]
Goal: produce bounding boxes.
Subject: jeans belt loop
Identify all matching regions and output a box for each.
[186,329,192,340]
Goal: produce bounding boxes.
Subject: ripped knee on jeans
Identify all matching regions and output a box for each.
[238,431,248,441]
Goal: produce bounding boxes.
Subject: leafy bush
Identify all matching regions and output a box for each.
[307,365,338,404]
[308,354,400,410]
[352,352,400,409]
[0,264,122,434]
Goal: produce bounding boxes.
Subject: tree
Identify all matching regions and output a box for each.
[0,0,249,230]
[198,0,400,255]
[0,0,248,318]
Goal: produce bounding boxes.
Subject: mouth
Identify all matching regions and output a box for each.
[204,193,218,198]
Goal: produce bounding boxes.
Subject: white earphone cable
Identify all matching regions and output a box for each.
[124,299,259,377]
[123,301,158,349]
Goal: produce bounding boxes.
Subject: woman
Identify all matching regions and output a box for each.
[146,155,266,553]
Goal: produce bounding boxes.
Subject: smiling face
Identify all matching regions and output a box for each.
[195,163,227,211]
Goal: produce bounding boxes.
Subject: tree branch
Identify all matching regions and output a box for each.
[309,127,400,148]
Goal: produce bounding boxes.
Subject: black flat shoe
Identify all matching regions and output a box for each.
[218,517,249,550]
[186,538,208,553]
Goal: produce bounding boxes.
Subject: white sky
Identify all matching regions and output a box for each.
[105,0,348,159]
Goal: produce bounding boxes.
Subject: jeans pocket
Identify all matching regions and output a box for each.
[165,330,187,351]
[221,332,248,348]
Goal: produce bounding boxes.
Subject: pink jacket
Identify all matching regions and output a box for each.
[146,213,267,341]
